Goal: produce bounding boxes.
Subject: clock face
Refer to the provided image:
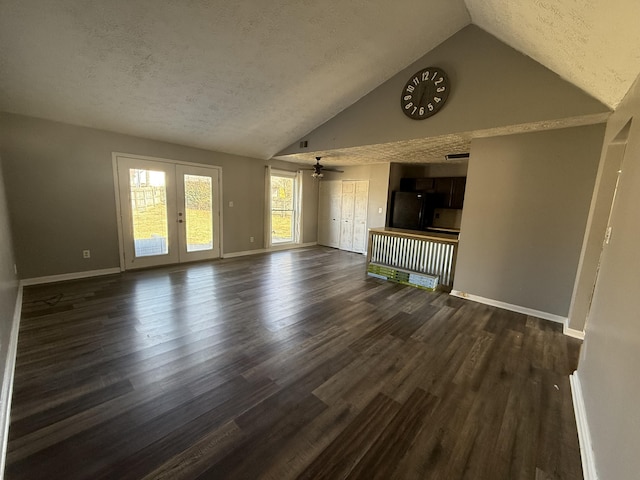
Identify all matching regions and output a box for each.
[400,67,450,120]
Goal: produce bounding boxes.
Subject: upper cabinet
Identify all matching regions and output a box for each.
[400,176,466,209]
[449,177,466,209]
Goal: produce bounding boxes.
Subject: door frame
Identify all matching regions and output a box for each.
[112,152,224,271]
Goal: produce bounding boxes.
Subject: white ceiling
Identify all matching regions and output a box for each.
[1,0,639,163]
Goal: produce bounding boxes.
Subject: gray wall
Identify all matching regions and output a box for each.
[0,113,316,279]
[577,74,640,480]
[0,154,19,401]
[567,139,628,331]
[453,125,605,317]
[279,25,609,155]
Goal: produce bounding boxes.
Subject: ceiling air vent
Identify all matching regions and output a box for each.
[444,153,469,161]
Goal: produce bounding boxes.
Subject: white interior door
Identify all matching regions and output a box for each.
[318,180,342,248]
[339,181,355,251]
[352,181,369,253]
[116,155,221,269]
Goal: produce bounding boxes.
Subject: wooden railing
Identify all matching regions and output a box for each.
[367,228,459,290]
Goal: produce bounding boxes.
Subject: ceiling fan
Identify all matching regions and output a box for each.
[305,157,344,178]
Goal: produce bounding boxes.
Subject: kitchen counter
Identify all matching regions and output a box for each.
[368,227,459,243]
[367,227,459,290]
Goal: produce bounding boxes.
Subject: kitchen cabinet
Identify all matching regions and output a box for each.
[450,177,466,209]
[400,176,466,208]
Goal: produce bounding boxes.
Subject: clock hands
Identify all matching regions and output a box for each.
[400,67,450,120]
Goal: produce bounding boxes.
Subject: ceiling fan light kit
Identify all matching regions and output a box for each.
[308,156,343,178]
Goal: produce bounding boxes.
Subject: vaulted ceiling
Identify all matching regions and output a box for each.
[1,0,639,162]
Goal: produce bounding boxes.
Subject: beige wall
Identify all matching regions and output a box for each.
[453,125,605,317]
[279,25,609,155]
[577,74,640,480]
[0,113,316,279]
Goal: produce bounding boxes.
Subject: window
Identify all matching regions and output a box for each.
[269,169,301,245]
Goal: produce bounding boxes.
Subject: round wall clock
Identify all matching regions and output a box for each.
[400,67,450,120]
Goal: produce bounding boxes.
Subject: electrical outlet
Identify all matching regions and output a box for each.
[250,236,254,243]
[83,249,91,259]
[228,201,234,207]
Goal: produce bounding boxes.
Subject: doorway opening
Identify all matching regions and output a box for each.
[113,154,222,270]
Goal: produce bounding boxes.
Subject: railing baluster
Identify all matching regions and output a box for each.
[367,230,458,288]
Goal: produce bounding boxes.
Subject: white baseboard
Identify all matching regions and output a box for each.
[21,267,121,286]
[563,324,585,340]
[222,242,317,259]
[449,290,567,324]
[1,283,23,479]
[570,372,599,480]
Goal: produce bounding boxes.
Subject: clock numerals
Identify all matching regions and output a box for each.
[400,66,450,120]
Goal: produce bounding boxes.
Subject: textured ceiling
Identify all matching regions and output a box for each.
[465,0,640,110]
[0,0,469,159]
[0,0,638,163]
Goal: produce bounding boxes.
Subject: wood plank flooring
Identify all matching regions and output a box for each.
[6,246,583,479]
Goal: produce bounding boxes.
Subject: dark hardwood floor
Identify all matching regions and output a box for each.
[6,246,583,479]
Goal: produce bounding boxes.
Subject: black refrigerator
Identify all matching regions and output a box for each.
[390,191,435,230]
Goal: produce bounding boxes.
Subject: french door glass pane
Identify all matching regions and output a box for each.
[129,169,169,257]
[271,176,294,243]
[184,174,213,252]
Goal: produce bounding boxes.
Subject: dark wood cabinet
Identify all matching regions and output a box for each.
[434,177,453,206]
[450,177,466,209]
[415,177,435,192]
[400,176,466,208]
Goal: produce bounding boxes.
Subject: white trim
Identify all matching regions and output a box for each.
[570,372,599,480]
[563,324,585,340]
[21,268,120,286]
[1,283,23,479]
[222,242,317,259]
[449,290,567,324]
[112,152,224,171]
[112,152,224,271]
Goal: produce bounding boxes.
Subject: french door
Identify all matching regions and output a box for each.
[115,155,221,270]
